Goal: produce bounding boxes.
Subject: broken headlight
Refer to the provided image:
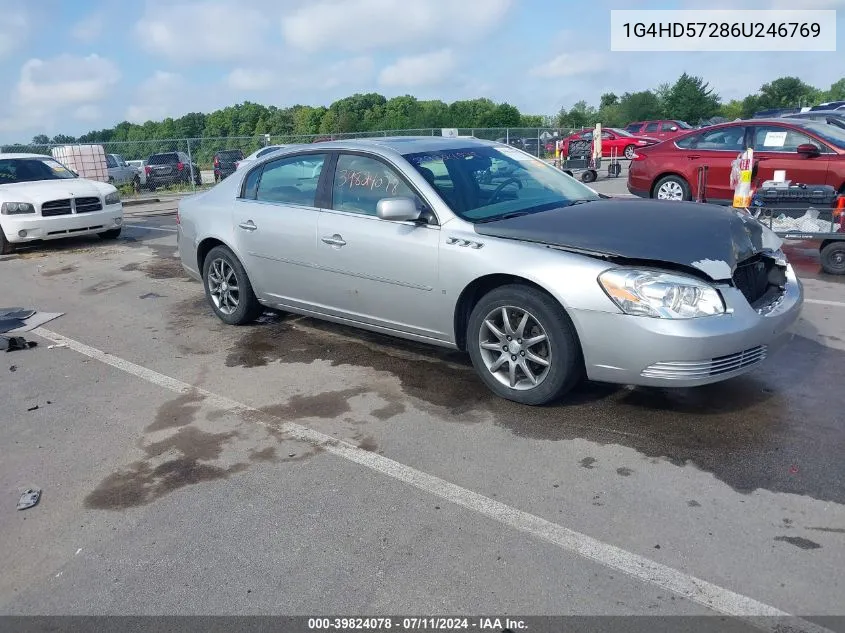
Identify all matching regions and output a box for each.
[1,202,35,215]
[598,269,725,319]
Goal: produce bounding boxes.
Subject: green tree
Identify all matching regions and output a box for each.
[662,73,721,124]
[556,101,598,129]
[618,91,662,123]
[825,78,845,102]
[482,103,521,127]
[719,99,744,120]
[600,93,619,108]
[31,134,49,145]
[519,114,545,127]
[755,76,819,110]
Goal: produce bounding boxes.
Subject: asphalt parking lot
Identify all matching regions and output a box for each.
[1,191,844,628]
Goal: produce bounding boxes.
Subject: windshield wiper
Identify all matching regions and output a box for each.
[476,211,532,223]
[565,198,596,206]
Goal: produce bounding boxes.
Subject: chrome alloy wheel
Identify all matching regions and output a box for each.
[207,258,240,315]
[478,306,552,390]
[656,180,684,200]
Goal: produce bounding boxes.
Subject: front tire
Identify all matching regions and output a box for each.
[202,246,263,325]
[653,175,691,201]
[467,284,583,405]
[820,241,845,275]
[98,228,122,240]
[0,229,15,255]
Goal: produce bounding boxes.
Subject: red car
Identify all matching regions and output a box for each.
[624,119,694,141]
[627,118,845,203]
[560,128,661,159]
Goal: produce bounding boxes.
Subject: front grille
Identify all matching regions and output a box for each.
[41,199,72,216]
[641,345,768,380]
[74,197,102,213]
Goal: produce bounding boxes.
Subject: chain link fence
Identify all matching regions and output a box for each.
[2,128,578,197]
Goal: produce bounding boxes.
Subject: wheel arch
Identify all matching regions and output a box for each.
[649,171,690,198]
[196,236,235,273]
[452,273,583,355]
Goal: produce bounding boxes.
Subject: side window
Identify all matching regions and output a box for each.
[644,122,659,133]
[332,154,418,216]
[624,124,641,134]
[660,122,676,132]
[675,133,698,148]
[752,126,819,152]
[106,154,117,168]
[694,127,746,151]
[600,131,614,140]
[241,166,262,199]
[255,154,326,206]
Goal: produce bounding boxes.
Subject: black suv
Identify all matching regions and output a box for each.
[213,149,244,182]
[144,151,201,190]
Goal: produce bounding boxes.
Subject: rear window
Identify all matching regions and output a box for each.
[148,153,179,165]
[216,150,243,161]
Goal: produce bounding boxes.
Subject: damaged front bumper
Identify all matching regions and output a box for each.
[574,264,803,388]
[2,206,123,243]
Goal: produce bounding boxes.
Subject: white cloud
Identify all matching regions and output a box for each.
[321,57,374,89]
[74,105,102,121]
[226,68,276,91]
[529,53,610,78]
[282,0,511,52]
[71,13,105,41]
[17,55,121,108]
[378,50,456,87]
[135,1,269,63]
[0,8,28,59]
[126,71,185,123]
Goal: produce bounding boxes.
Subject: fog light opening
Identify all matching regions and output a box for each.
[18,230,27,238]
[114,217,123,226]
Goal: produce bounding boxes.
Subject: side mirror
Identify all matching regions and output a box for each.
[670,126,678,131]
[376,197,422,222]
[797,143,820,157]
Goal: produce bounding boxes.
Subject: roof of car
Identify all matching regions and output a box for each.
[309,136,500,154]
[0,153,53,160]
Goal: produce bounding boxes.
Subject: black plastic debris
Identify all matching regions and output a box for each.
[17,488,41,510]
[1,336,37,352]
[9,365,17,372]
[0,308,36,320]
[27,405,39,411]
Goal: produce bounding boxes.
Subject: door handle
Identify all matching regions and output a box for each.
[238,220,257,231]
[687,154,701,160]
[321,234,346,247]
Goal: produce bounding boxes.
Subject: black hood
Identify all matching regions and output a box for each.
[472,198,782,281]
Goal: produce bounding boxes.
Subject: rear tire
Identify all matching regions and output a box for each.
[466,284,583,405]
[0,229,15,255]
[202,245,263,325]
[653,175,691,201]
[820,241,845,275]
[623,144,635,159]
[98,228,122,240]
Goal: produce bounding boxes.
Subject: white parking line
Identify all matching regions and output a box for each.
[805,298,845,308]
[31,325,835,633]
[124,225,177,232]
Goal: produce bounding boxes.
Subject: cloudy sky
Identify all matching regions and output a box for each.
[0,0,844,143]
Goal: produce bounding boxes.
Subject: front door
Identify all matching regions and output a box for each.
[749,123,832,188]
[233,152,329,308]
[314,152,446,341]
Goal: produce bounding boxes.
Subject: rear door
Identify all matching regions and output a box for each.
[233,152,329,307]
[658,121,679,140]
[642,121,660,139]
[683,125,747,202]
[749,123,833,187]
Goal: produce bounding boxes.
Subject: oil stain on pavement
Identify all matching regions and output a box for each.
[220,315,845,505]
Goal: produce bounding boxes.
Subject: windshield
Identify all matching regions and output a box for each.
[0,157,78,183]
[612,129,635,137]
[148,153,179,165]
[800,121,845,149]
[403,145,600,222]
[676,121,693,129]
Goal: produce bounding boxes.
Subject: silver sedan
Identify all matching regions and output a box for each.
[177,137,803,405]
